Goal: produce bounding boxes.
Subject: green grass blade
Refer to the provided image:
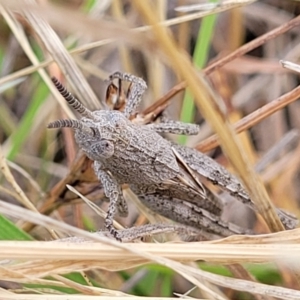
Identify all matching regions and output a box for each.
[7,77,49,160]
[179,0,218,144]
[0,214,33,240]
[81,0,98,12]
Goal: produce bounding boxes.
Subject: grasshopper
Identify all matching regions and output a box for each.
[48,72,297,240]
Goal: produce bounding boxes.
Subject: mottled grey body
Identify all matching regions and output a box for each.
[76,110,179,185]
[48,73,297,241]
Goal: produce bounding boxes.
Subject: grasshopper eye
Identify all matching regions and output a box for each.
[98,140,114,158]
[89,139,114,160]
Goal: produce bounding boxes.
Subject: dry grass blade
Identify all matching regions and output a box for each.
[0,0,144,43]
[0,201,240,297]
[205,15,300,75]
[159,0,257,25]
[4,240,300,264]
[0,145,37,211]
[196,84,300,152]
[2,200,300,298]
[131,0,284,233]
[146,13,300,112]
[2,240,300,299]
[0,0,152,114]
[175,0,256,12]
[20,154,89,233]
[50,274,104,295]
[7,160,44,196]
[0,296,185,300]
[281,60,300,74]
[189,267,300,300]
[66,184,124,230]
[22,3,100,109]
[0,5,75,120]
[0,145,57,238]
[0,0,260,90]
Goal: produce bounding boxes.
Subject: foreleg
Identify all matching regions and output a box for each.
[94,161,125,239]
[108,72,147,118]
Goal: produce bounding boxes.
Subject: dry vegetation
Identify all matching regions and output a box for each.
[1,0,300,299]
